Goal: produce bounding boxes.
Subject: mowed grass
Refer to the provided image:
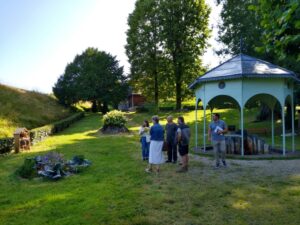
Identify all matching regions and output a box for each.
[0,111,300,225]
[0,84,73,138]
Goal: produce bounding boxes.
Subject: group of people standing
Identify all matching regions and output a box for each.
[139,115,191,173]
[139,112,228,172]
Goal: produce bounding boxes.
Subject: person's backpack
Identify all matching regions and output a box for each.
[180,125,191,146]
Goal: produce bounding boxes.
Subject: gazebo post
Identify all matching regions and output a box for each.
[291,94,295,152]
[271,108,274,147]
[195,99,198,151]
[240,106,244,156]
[203,106,206,152]
[282,104,286,156]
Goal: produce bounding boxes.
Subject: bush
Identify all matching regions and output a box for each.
[0,138,14,154]
[17,158,37,179]
[182,105,195,111]
[136,106,149,113]
[30,112,84,144]
[143,103,158,113]
[103,110,127,128]
[159,106,174,111]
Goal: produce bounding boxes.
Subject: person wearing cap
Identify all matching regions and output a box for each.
[165,116,178,163]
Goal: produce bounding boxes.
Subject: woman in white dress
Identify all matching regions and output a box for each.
[145,115,164,173]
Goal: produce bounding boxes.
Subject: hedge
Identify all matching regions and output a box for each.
[30,112,84,144]
[0,138,14,154]
[0,112,84,154]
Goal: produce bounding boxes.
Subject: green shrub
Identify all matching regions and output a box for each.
[30,112,84,144]
[159,106,174,111]
[17,158,37,179]
[0,138,14,154]
[136,106,149,113]
[103,110,127,128]
[143,103,158,113]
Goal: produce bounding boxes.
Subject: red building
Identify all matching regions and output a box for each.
[128,93,146,107]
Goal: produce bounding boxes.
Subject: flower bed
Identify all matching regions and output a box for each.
[17,152,91,180]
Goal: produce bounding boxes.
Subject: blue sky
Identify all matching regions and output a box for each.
[0,0,222,93]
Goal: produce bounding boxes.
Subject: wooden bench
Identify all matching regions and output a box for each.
[14,128,31,153]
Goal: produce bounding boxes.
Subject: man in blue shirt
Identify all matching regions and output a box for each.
[208,113,228,168]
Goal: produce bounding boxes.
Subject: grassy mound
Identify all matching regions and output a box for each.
[0,83,73,138]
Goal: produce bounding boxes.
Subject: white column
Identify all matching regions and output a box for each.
[195,99,198,151]
[282,105,286,156]
[241,107,244,156]
[271,109,274,147]
[291,96,295,152]
[203,107,206,152]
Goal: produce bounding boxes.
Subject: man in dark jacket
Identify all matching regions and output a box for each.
[165,116,178,163]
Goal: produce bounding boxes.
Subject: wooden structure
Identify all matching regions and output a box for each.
[128,93,146,108]
[14,128,31,153]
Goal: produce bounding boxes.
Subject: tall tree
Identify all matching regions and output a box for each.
[126,0,210,109]
[159,0,210,109]
[254,0,300,74]
[53,48,128,114]
[126,0,164,106]
[216,0,264,57]
[255,0,300,126]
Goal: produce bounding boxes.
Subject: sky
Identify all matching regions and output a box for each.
[0,0,223,93]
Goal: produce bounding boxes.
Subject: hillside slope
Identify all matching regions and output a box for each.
[0,84,73,138]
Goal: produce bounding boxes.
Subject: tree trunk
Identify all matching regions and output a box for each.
[102,101,109,115]
[175,79,181,110]
[175,61,182,110]
[154,70,158,106]
[91,100,98,113]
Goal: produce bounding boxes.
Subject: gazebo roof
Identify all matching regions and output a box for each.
[190,53,300,89]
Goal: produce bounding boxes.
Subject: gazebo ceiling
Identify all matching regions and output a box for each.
[190,54,300,89]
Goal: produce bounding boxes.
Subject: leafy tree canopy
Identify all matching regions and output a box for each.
[53,48,128,113]
[126,0,210,109]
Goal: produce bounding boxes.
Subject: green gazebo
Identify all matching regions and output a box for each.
[189,54,300,156]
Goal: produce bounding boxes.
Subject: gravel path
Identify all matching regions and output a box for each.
[191,154,300,178]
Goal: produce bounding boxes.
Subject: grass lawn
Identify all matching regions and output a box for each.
[0,111,300,225]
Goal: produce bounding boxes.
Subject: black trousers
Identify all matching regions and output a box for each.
[167,140,177,162]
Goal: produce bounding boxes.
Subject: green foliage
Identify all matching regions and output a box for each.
[16,158,37,179]
[0,138,14,154]
[53,48,128,113]
[103,110,127,128]
[126,0,210,108]
[216,0,264,57]
[254,0,300,74]
[30,112,84,144]
[126,0,164,105]
[217,0,300,74]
